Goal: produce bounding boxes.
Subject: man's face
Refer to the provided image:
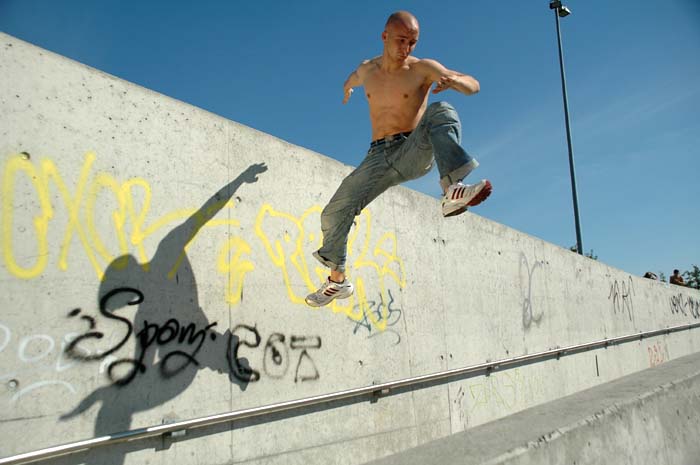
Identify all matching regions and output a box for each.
[382,22,419,61]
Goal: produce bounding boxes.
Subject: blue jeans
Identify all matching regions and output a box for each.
[314,101,479,273]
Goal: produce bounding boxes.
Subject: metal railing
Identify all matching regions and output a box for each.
[2,321,699,465]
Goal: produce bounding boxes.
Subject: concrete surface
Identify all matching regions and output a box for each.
[365,350,700,465]
[1,32,699,465]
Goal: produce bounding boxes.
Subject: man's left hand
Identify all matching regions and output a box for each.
[432,75,457,94]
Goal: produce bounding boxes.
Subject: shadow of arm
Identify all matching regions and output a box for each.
[159,163,268,254]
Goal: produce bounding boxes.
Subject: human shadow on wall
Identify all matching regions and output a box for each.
[59,163,267,465]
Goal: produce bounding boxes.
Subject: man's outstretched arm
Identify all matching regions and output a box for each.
[343,60,370,104]
[419,59,480,96]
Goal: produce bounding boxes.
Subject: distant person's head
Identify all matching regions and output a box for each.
[382,11,419,61]
[673,269,680,276]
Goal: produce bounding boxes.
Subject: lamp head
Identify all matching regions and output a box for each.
[549,1,572,17]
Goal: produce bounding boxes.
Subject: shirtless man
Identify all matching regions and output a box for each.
[305,11,492,307]
[670,269,686,286]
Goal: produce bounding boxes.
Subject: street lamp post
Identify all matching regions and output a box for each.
[550,0,584,256]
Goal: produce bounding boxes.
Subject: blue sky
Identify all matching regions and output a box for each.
[1,0,699,279]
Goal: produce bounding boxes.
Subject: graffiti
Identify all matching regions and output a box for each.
[519,254,544,329]
[229,325,322,383]
[17,335,55,363]
[255,204,406,332]
[0,322,84,402]
[64,287,218,386]
[669,293,700,319]
[1,153,406,332]
[291,335,322,382]
[0,152,250,286]
[0,323,10,353]
[467,369,545,413]
[647,341,669,368]
[228,324,261,383]
[348,289,403,345]
[62,292,322,387]
[608,276,635,321]
[33,163,267,395]
[453,386,467,429]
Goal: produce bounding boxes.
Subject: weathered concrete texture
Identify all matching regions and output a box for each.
[365,351,700,465]
[1,32,700,465]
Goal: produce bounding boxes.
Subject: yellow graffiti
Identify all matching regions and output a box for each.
[255,204,406,330]
[254,204,322,305]
[2,153,405,330]
[468,369,545,413]
[1,153,245,287]
[1,155,53,278]
[217,237,255,305]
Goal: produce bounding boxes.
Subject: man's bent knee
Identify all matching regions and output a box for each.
[426,101,460,125]
[320,205,335,231]
[427,101,456,113]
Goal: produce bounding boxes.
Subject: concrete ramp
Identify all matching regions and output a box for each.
[366,351,700,465]
[1,32,699,465]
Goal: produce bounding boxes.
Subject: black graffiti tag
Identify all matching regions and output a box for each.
[228,324,262,382]
[65,287,141,362]
[670,293,700,319]
[263,333,288,379]
[228,325,322,383]
[608,277,635,321]
[65,287,217,386]
[290,336,321,382]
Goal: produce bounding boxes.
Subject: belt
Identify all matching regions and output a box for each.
[370,131,412,148]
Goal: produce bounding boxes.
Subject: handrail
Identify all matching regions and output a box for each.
[2,321,699,465]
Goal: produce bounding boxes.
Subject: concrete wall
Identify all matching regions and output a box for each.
[1,32,699,464]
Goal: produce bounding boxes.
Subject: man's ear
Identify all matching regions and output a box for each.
[381,30,387,41]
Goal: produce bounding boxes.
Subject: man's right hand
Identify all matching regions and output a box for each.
[343,60,372,104]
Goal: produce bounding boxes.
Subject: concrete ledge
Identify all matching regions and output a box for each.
[366,351,700,465]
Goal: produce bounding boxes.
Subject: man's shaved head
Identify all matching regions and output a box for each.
[381,10,420,63]
[385,11,419,32]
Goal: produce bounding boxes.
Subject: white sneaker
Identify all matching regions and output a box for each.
[305,278,354,307]
[441,179,492,217]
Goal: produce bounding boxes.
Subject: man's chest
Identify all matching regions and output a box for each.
[364,68,428,102]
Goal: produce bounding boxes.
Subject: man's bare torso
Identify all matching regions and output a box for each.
[360,56,432,140]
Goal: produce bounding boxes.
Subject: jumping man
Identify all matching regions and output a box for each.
[305,11,492,307]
